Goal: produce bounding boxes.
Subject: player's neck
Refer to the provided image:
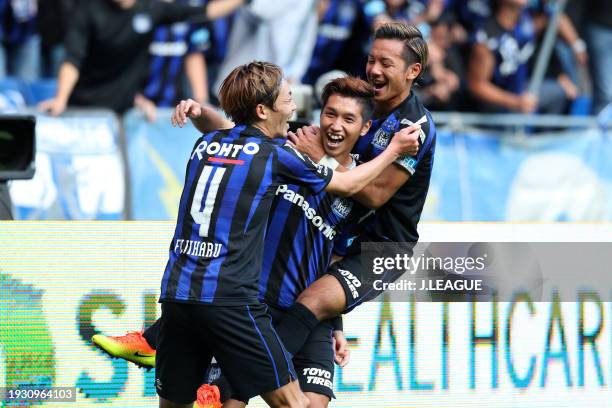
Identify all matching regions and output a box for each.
[331,152,355,169]
[252,122,275,138]
[373,88,411,117]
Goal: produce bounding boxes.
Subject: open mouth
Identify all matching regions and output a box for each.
[325,131,345,149]
[370,79,387,95]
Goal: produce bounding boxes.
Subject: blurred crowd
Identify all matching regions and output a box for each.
[1,0,610,118]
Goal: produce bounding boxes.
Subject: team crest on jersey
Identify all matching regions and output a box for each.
[372,128,390,150]
[332,197,352,220]
[372,117,397,150]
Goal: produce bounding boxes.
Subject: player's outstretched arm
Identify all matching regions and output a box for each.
[325,125,420,197]
[171,99,234,133]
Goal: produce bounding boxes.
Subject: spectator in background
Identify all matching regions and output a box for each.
[585,0,612,114]
[0,0,40,80]
[363,0,445,29]
[135,0,211,122]
[467,0,568,114]
[204,1,236,102]
[302,0,361,86]
[38,0,246,116]
[418,12,463,110]
[38,0,77,78]
[213,0,319,92]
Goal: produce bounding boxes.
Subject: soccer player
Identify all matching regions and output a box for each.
[94,76,393,408]
[152,62,420,408]
[272,21,437,357]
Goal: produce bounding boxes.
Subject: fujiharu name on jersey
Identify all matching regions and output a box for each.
[174,239,222,258]
[275,184,337,241]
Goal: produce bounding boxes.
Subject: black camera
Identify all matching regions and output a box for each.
[0,115,36,180]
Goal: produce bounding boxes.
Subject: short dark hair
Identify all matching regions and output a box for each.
[218,61,283,124]
[374,22,428,81]
[321,76,375,122]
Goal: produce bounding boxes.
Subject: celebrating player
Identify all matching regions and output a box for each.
[273,21,436,357]
[144,62,419,408]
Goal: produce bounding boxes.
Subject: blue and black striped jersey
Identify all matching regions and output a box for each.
[302,0,360,85]
[159,125,332,305]
[351,91,436,244]
[144,0,210,107]
[260,183,362,309]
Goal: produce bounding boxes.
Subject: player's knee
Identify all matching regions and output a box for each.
[304,396,328,408]
[296,277,344,320]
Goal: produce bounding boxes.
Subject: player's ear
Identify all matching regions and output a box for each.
[254,103,268,121]
[406,62,422,82]
[360,119,372,136]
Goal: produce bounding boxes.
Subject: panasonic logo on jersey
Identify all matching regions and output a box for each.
[275,184,337,240]
[191,140,260,161]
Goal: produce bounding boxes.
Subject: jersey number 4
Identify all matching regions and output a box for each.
[190,165,226,237]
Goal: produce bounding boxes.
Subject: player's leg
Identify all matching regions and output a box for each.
[304,392,331,408]
[220,400,245,408]
[276,254,364,355]
[159,397,192,408]
[156,302,213,407]
[260,381,309,408]
[143,318,161,348]
[291,319,336,408]
[91,318,160,368]
[206,304,308,408]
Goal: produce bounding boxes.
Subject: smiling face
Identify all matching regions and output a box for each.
[319,94,371,163]
[366,38,420,114]
[263,80,297,137]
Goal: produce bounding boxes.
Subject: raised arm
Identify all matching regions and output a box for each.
[325,125,420,197]
[172,99,234,133]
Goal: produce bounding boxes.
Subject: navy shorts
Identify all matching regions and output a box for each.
[211,306,336,402]
[155,302,296,404]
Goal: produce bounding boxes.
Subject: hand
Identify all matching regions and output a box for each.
[516,93,538,114]
[38,97,67,116]
[333,330,350,367]
[557,75,579,101]
[171,98,203,128]
[287,125,325,162]
[390,125,420,157]
[134,93,158,123]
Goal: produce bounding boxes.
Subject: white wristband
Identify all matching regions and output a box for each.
[572,39,586,54]
[318,155,340,170]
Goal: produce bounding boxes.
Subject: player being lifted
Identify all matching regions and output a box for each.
[130,61,420,408]
[276,21,436,357]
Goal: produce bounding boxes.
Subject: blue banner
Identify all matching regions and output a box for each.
[123,110,202,220]
[424,128,612,221]
[122,111,612,222]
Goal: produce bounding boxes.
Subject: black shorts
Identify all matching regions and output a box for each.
[213,306,336,402]
[327,252,405,313]
[271,307,335,400]
[155,302,296,404]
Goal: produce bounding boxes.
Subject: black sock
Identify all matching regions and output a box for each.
[142,319,161,349]
[275,303,319,356]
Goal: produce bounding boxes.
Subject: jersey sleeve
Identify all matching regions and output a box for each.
[275,143,332,194]
[394,111,436,175]
[63,2,90,70]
